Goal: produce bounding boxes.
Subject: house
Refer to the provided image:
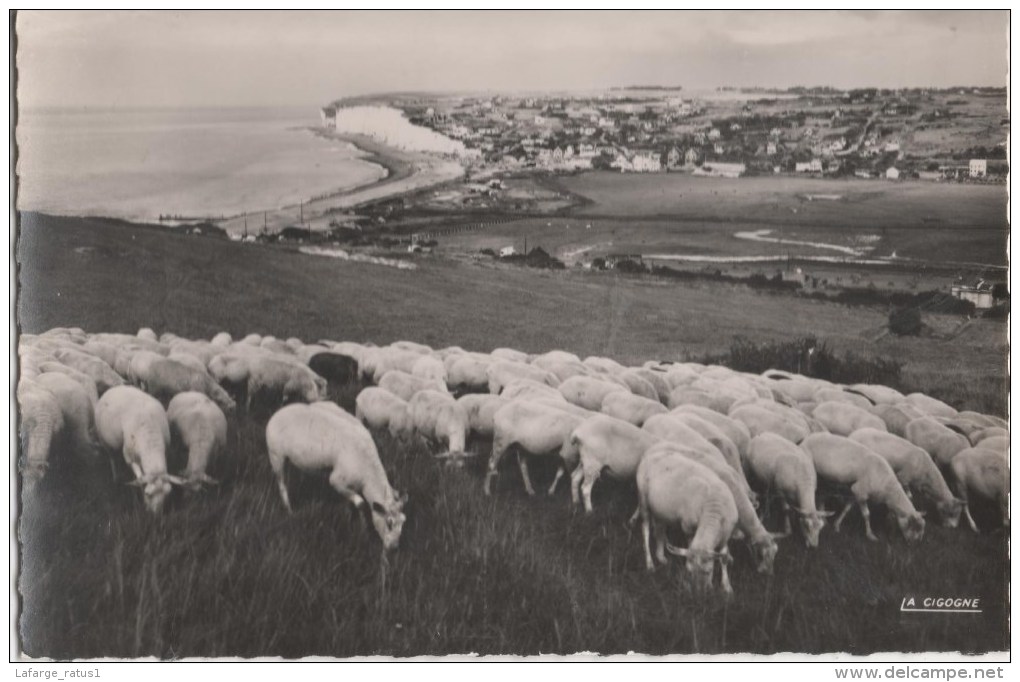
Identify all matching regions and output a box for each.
[885,167,900,180]
[684,148,700,166]
[884,141,901,153]
[708,128,722,140]
[499,246,518,258]
[766,142,778,156]
[795,159,823,173]
[666,146,682,169]
[631,150,662,173]
[578,144,597,158]
[611,152,634,172]
[855,170,873,179]
[951,280,995,310]
[969,159,987,178]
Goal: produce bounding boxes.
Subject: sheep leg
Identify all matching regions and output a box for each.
[652,520,667,565]
[547,464,565,496]
[580,468,599,514]
[484,438,511,496]
[833,500,855,533]
[719,550,734,595]
[569,466,585,507]
[642,516,655,571]
[779,500,793,536]
[516,452,536,496]
[268,452,292,513]
[962,500,980,533]
[858,500,879,542]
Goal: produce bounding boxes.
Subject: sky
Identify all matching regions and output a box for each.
[15,10,1010,109]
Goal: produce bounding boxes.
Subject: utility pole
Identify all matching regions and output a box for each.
[243,212,248,239]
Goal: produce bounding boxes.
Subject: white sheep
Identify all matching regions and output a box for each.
[800,433,925,543]
[971,426,1008,446]
[391,340,432,355]
[530,357,591,384]
[499,378,565,403]
[486,361,559,394]
[485,400,585,496]
[813,387,873,410]
[566,414,661,513]
[35,372,98,457]
[629,367,672,403]
[410,355,448,386]
[848,428,964,527]
[949,447,1009,532]
[600,391,667,426]
[642,413,752,497]
[635,445,738,593]
[729,403,813,444]
[849,383,905,406]
[137,327,158,343]
[670,405,752,460]
[265,403,407,551]
[869,403,927,438]
[905,393,957,419]
[95,386,183,513]
[167,351,213,375]
[406,390,469,457]
[135,356,237,414]
[17,379,65,492]
[372,347,428,383]
[974,436,1007,457]
[558,374,628,411]
[167,392,227,488]
[446,355,492,393]
[210,354,322,410]
[53,348,125,395]
[210,332,233,348]
[37,361,99,406]
[746,433,832,547]
[616,370,659,401]
[582,355,627,376]
[456,393,508,440]
[378,369,446,402]
[904,417,971,468]
[811,401,886,436]
[667,385,732,413]
[355,387,411,439]
[490,347,531,364]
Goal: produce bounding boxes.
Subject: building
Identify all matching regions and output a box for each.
[631,150,663,173]
[499,246,518,258]
[795,159,823,173]
[885,167,901,180]
[766,142,778,156]
[666,146,682,169]
[708,128,722,140]
[696,162,745,178]
[684,148,700,166]
[969,159,988,178]
[951,280,995,310]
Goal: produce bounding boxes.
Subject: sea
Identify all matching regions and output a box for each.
[15,106,387,223]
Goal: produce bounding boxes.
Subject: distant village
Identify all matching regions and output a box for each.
[322,86,1008,182]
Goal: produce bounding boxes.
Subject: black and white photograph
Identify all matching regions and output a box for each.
[11,9,1011,663]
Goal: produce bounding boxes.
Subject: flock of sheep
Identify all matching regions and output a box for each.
[18,326,1009,594]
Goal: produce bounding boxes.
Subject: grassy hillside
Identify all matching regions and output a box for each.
[16,213,1009,657]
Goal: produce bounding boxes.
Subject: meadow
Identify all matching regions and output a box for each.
[438,173,1007,268]
[16,213,1009,658]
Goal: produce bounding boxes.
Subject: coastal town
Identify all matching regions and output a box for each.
[322,86,1008,182]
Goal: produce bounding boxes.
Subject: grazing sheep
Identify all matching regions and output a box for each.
[457,393,508,440]
[490,347,531,364]
[616,370,659,401]
[213,355,323,410]
[532,350,582,366]
[870,403,927,438]
[240,333,262,346]
[391,340,432,355]
[371,347,426,383]
[665,412,745,475]
[905,393,957,419]
[17,380,65,492]
[813,387,873,410]
[137,328,158,343]
[378,370,446,402]
[265,403,407,551]
[848,383,904,406]
[446,355,492,393]
[974,436,1007,457]
[307,352,360,386]
[642,414,752,499]
[849,428,964,528]
[949,447,1009,532]
[971,426,1008,446]
[566,414,661,513]
[210,332,233,348]
[583,355,626,376]
[746,434,831,547]
[35,372,98,457]
[487,361,558,395]
[667,386,732,413]
[95,386,182,513]
[730,403,813,444]
[670,405,753,460]
[135,356,237,414]
[600,391,667,426]
[167,351,212,375]
[800,433,925,543]
[630,367,672,403]
[411,355,448,385]
[558,375,628,411]
[636,445,738,593]
[81,339,121,367]
[531,358,591,384]
[904,417,971,468]
[355,387,410,439]
[53,348,125,395]
[406,390,469,457]
[811,401,886,436]
[767,376,826,404]
[958,411,1007,430]
[37,361,99,406]
[485,400,585,496]
[500,378,565,403]
[167,392,227,488]
[661,364,700,390]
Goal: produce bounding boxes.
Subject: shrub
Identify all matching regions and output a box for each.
[889,307,923,336]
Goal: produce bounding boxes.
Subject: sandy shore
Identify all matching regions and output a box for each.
[217,128,464,236]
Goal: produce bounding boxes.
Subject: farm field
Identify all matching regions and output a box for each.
[15,212,1009,658]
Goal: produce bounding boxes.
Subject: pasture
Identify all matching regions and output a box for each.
[16,213,1009,657]
[438,173,1007,268]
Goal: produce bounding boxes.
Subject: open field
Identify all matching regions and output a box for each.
[434,173,1007,268]
[16,213,1009,657]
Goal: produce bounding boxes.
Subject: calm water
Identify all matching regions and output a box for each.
[16,106,386,222]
